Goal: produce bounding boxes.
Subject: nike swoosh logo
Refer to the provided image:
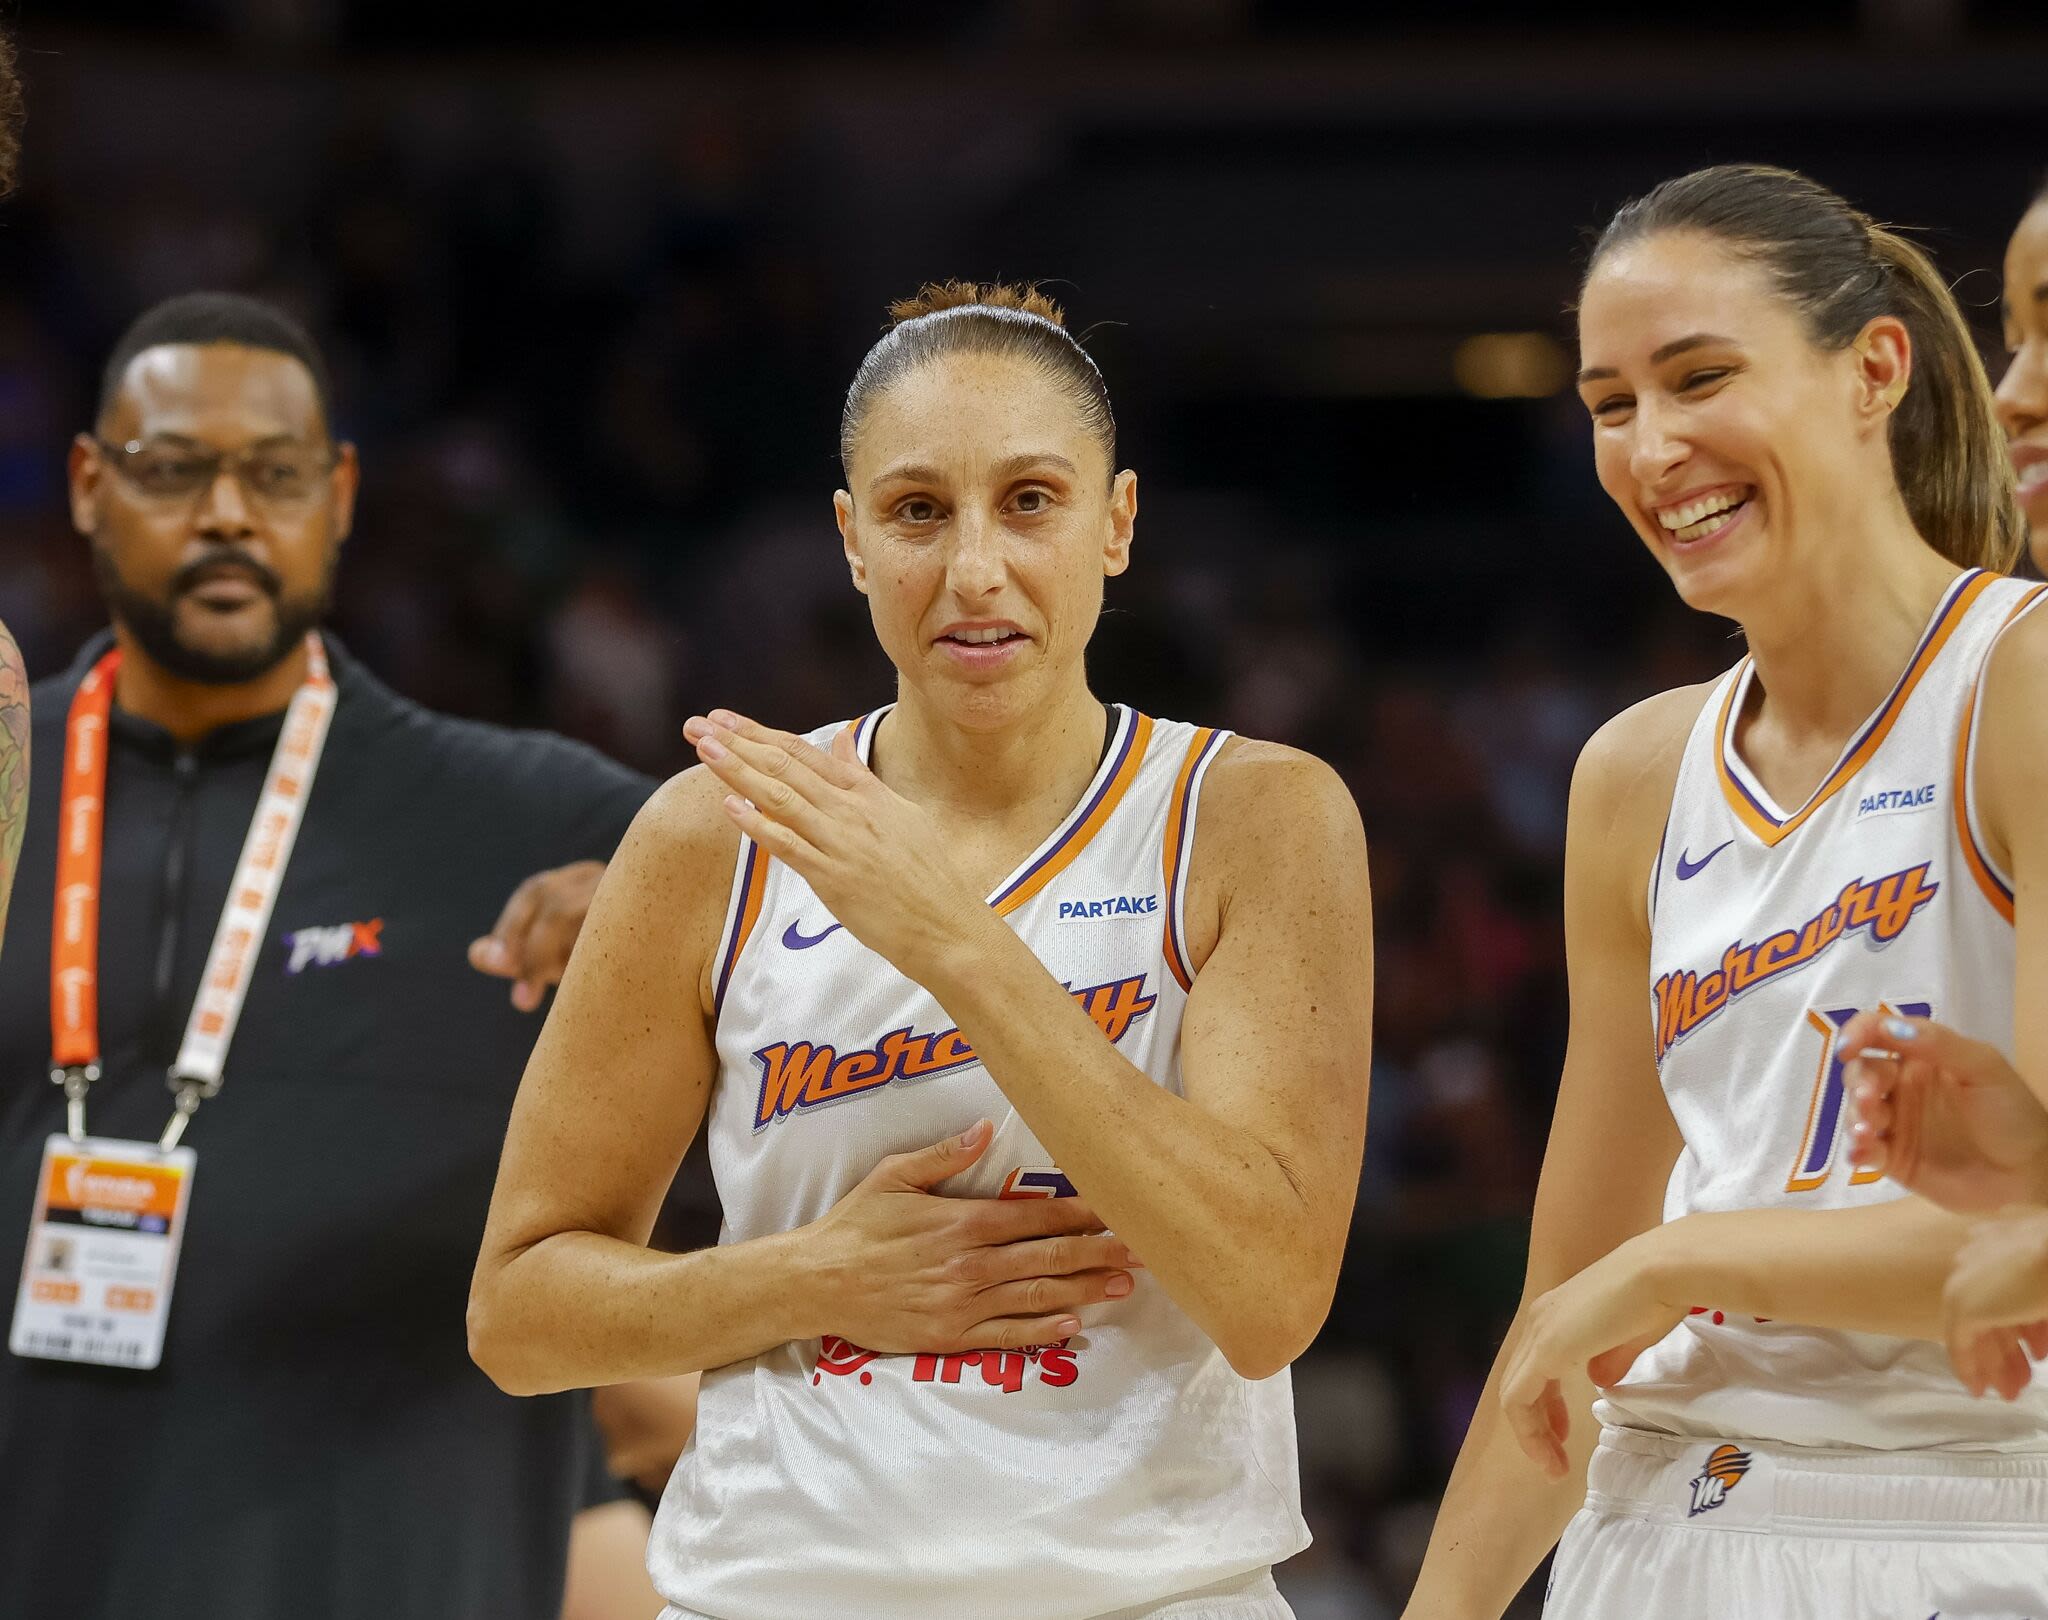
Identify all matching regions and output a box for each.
[782,920,844,950]
[1675,840,1734,881]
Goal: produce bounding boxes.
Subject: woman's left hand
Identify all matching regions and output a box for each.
[685,709,989,979]
[1499,1233,1687,1480]
[1839,1012,2048,1214]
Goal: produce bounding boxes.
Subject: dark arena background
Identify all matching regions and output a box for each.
[4,4,2045,1616]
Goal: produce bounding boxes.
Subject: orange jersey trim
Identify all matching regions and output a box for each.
[992,713,1155,919]
[1161,727,1222,991]
[1714,570,1996,847]
[713,839,771,1016]
[1952,582,2048,923]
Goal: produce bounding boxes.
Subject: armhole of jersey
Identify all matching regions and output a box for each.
[710,836,769,1021]
[1651,672,1735,930]
[1161,727,1232,992]
[1955,582,2048,925]
[1647,816,1670,930]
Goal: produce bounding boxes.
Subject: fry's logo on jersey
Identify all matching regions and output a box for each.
[1652,864,1938,1061]
[1686,1444,1753,1517]
[812,1334,1081,1394]
[752,975,1157,1131]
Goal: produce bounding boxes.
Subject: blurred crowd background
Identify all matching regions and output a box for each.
[6,3,2046,1614]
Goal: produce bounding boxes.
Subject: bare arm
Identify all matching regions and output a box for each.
[1622,1198,1973,1336]
[920,741,1373,1379]
[467,769,806,1393]
[1403,692,1692,1619]
[1973,604,2048,1118]
[0,621,25,948]
[470,769,1138,1396]
[689,717,1372,1381]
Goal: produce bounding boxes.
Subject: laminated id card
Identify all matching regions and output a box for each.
[10,1136,195,1370]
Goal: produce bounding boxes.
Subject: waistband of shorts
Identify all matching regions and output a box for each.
[660,1568,1289,1620]
[1586,1424,2048,1537]
[1089,1568,1286,1620]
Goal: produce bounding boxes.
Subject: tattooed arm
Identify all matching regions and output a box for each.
[0,621,26,949]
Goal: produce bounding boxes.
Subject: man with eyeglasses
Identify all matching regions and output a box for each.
[0,292,665,1620]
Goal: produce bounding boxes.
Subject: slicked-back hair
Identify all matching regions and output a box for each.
[97,292,337,435]
[840,280,1115,484]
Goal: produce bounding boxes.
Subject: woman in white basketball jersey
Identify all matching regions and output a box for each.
[1837,170,2048,1411]
[1403,165,2048,1620]
[470,282,1371,1620]
[1995,172,2048,573]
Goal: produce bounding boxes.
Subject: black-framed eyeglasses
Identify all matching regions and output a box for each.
[95,436,339,507]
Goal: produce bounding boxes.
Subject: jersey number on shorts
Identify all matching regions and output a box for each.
[1785,1000,1930,1193]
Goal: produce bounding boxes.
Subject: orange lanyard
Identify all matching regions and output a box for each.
[49,637,334,1146]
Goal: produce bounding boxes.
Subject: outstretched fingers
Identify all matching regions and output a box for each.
[704,710,869,789]
[688,722,823,830]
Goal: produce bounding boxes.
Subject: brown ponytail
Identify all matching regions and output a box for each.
[840,280,1116,482]
[1864,227,2025,572]
[1588,165,2025,573]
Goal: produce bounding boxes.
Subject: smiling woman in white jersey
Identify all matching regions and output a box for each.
[1400,166,2048,1620]
[468,281,1371,1620]
[1829,168,2048,1435]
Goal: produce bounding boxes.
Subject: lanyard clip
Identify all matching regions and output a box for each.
[50,1063,100,1143]
[160,1071,218,1153]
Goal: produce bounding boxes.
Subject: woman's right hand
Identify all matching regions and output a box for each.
[1943,1206,2048,1401]
[804,1119,1137,1352]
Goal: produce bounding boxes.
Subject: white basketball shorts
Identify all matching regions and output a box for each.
[661,1566,1295,1620]
[1546,1426,2048,1620]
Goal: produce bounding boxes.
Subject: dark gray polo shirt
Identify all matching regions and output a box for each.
[0,633,655,1620]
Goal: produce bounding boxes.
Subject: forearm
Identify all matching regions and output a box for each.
[1407,1310,1594,1619]
[469,1225,818,1395]
[924,916,1327,1376]
[0,620,26,946]
[1638,1196,1974,1342]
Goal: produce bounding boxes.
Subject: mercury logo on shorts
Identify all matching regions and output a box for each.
[1686,1443,1753,1517]
[283,919,384,975]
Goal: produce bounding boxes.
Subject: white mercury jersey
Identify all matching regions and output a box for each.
[649,705,1309,1620]
[1599,568,2048,1452]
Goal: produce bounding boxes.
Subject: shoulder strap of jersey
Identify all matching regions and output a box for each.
[1954,580,2048,922]
[710,835,768,1019]
[1161,726,1234,991]
[1650,666,1745,927]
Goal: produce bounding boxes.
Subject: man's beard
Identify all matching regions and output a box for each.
[91,542,335,686]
